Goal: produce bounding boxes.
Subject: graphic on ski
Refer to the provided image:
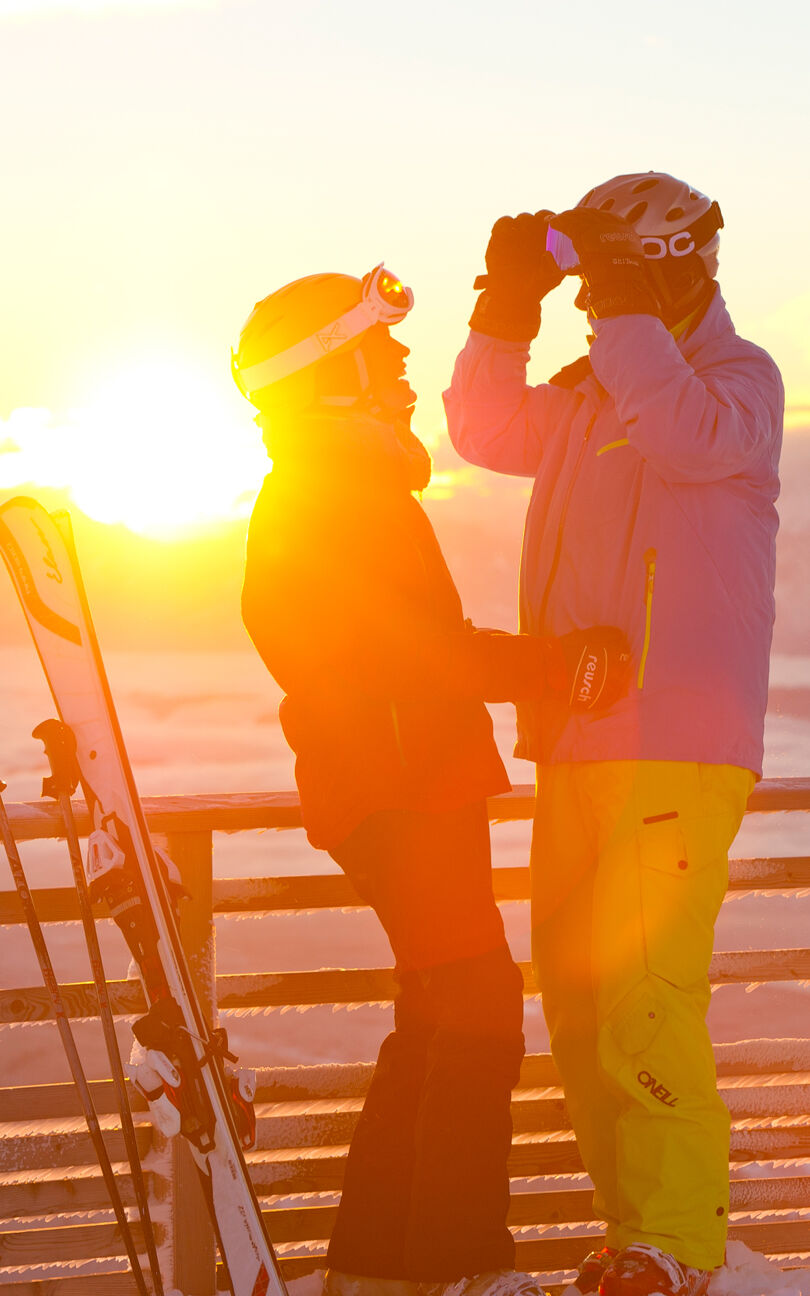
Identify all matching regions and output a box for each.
[0,496,287,1296]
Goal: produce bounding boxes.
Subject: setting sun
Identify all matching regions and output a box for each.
[0,356,267,536]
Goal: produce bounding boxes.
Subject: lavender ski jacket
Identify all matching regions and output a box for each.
[443,288,783,776]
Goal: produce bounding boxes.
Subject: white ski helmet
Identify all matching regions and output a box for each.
[577,171,723,278]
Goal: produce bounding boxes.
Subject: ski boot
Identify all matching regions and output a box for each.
[599,1245,711,1296]
[421,1271,549,1296]
[563,1246,617,1294]
[323,1272,421,1296]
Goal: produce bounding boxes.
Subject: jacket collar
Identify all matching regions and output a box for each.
[678,284,735,362]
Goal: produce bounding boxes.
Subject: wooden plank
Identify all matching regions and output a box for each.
[271,1224,810,1281]
[5,1074,804,1173]
[209,857,810,912]
[0,979,146,1024]
[3,1121,809,1224]
[0,1218,147,1266]
[242,1123,810,1195]
[4,853,809,927]
[226,949,810,1004]
[709,948,810,983]
[214,950,810,1012]
[727,857,810,891]
[216,967,399,1011]
[0,1081,146,1123]
[256,1077,807,1153]
[2,791,304,842]
[0,1176,803,1275]
[259,1175,810,1245]
[0,887,111,927]
[3,778,808,843]
[242,1040,810,1104]
[0,1167,137,1219]
[0,1274,141,1296]
[714,1038,810,1076]
[747,778,810,813]
[0,1121,152,1174]
[4,944,810,1024]
[202,1075,810,1156]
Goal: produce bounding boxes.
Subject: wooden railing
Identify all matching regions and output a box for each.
[1,779,809,1294]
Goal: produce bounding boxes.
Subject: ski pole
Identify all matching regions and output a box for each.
[0,780,154,1296]
[33,719,164,1296]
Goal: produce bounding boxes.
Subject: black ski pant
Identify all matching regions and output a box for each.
[326,802,525,1282]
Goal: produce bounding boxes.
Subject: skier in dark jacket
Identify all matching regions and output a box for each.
[232,265,630,1296]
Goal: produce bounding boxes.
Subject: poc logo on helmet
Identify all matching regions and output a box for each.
[641,231,696,260]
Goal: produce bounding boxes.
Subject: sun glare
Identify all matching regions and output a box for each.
[0,357,268,537]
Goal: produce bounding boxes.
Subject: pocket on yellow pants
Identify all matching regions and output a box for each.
[637,815,727,989]
[609,979,666,1055]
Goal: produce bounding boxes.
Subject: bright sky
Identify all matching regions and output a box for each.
[1,0,809,533]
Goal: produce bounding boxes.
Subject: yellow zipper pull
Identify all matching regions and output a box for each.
[637,547,657,690]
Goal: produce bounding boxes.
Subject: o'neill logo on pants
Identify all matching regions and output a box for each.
[637,1069,679,1107]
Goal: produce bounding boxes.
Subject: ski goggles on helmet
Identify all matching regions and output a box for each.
[232,265,414,400]
[361,264,414,324]
[545,226,580,274]
[545,200,724,275]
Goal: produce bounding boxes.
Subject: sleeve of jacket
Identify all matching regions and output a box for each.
[589,314,784,483]
[242,481,549,704]
[443,331,581,476]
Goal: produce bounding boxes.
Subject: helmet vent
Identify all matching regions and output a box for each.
[632,178,659,193]
[625,201,647,222]
[665,207,685,222]
[598,198,615,211]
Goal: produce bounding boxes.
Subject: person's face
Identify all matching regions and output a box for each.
[363,324,416,414]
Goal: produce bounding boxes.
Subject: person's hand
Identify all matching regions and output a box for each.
[545,625,632,712]
[469,210,564,341]
[548,208,661,320]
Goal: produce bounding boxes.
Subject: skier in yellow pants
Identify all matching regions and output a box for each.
[444,170,782,1294]
[531,762,754,1275]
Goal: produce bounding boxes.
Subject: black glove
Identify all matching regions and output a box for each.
[544,625,632,712]
[548,208,662,320]
[469,210,564,342]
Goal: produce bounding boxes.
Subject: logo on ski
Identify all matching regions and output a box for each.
[0,508,81,645]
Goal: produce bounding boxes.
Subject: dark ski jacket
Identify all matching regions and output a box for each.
[242,410,547,850]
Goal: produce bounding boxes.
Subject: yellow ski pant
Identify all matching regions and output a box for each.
[530,761,754,1271]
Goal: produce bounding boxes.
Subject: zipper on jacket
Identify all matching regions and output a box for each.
[536,413,598,631]
[637,547,657,690]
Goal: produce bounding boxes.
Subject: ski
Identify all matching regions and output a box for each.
[0,496,288,1296]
